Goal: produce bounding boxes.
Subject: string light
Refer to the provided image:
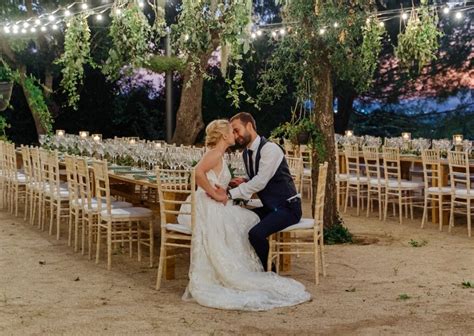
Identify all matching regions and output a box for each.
[23,22,29,28]
[251,32,257,39]
[30,27,36,33]
[138,1,145,8]
[401,12,408,20]
[81,3,88,10]
[379,21,385,27]
[35,19,41,25]
[455,12,463,19]
[256,30,262,36]
[3,26,10,34]
[96,14,103,21]
[184,33,189,41]
[319,28,326,35]
[114,8,122,16]
[41,26,47,32]
[279,28,285,35]
[271,31,277,37]
[21,28,27,34]
[52,24,58,30]
[48,15,55,22]
[64,10,71,17]
[442,7,450,14]
[333,22,339,28]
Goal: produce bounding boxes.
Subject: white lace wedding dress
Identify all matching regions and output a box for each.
[181,159,311,311]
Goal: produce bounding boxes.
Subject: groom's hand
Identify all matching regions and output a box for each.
[229,177,247,188]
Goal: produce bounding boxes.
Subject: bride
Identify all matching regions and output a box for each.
[182,119,311,311]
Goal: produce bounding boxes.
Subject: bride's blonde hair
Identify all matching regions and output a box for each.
[205,119,230,148]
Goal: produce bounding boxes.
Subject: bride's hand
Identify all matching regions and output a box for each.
[214,185,228,205]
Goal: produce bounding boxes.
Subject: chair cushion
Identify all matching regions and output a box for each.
[73,198,132,210]
[368,178,385,186]
[386,179,423,189]
[246,198,263,208]
[100,207,153,220]
[427,186,452,194]
[454,189,474,197]
[347,176,368,183]
[165,223,192,235]
[336,173,348,181]
[303,168,311,176]
[281,218,315,232]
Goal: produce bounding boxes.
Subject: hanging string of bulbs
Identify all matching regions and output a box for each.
[0,1,472,38]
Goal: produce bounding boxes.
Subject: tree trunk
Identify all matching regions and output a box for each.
[18,66,47,138]
[312,55,337,227]
[172,52,212,145]
[334,92,356,134]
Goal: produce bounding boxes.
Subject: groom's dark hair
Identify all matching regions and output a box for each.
[230,112,257,131]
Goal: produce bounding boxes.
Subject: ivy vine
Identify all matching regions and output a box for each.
[23,76,53,134]
[102,3,154,82]
[56,15,94,110]
[395,4,443,73]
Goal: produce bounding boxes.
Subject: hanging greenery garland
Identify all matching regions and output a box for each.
[56,15,94,110]
[23,76,53,134]
[395,3,443,73]
[102,3,155,82]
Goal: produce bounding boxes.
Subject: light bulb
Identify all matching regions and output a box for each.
[379,21,385,27]
[271,31,277,37]
[96,14,103,21]
[279,28,285,35]
[115,8,122,15]
[138,1,145,8]
[333,22,339,28]
[184,33,189,41]
[64,10,71,16]
[256,30,262,36]
[35,19,41,25]
[48,15,55,22]
[41,26,47,32]
[81,3,88,10]
[251,32,256,39]
[52,24,58,30]
[319,28,326,35]
[30,27,36,33]
[455,12,463,20]
[401,13,408,20]
[23,22,29,28]
[443,7,450,14]
[21,28,27,34]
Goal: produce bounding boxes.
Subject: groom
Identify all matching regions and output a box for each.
[217,112,302,271]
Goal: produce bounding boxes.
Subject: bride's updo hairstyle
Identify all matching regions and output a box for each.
[205,119,230,148]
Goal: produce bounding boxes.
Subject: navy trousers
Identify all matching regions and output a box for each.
[249,199,302,270]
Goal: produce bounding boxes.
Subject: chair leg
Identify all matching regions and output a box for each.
[421,195,428,229]
[449,198,455,233]
[438,195,443,231]
[467,200,471,238]
[107,222,112,270]
[74,208,80,252]
[68,209,74,247]
[149,219,154,267]
[96,223,102,264]
[383,191,389,222]
[398,192,403,225]
[156,229,166,290]
[314,237,319,285]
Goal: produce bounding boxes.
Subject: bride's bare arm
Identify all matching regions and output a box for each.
[195,150,227,204]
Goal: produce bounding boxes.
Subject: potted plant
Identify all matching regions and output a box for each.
[0,61,14,111]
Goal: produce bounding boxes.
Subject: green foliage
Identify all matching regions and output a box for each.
[0,61,15,82]
[0,115,10,139]
[172,0,253,105]
[271,117,326,163]
[323,213,353,245]
[102,4,153,82]
[56,15,94,110]
[398,294,411,301]
[462,281,473,289]
[395,6,443,73]
[408,239,428,247]
[23,76,53,134]
[147,55,185,73]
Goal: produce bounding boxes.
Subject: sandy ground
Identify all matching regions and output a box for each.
[1,204,474,336]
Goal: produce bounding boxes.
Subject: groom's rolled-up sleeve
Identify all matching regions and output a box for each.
[229,143,284,200]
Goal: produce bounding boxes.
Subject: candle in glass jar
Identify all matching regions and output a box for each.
[92,134,102,142]
[345,130,353,137]
[155,142,162,149]
[56,129,65,137]
[453,134,463,145]
[129,138,136,145]
[79,131,89,139]
[402,132,411,141]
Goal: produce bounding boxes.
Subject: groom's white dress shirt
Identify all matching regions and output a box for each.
[229,136,284,200]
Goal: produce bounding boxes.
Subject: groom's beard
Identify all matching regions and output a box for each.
[235,133,251,148]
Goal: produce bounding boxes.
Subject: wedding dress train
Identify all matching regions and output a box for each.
[181,159,311,311]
